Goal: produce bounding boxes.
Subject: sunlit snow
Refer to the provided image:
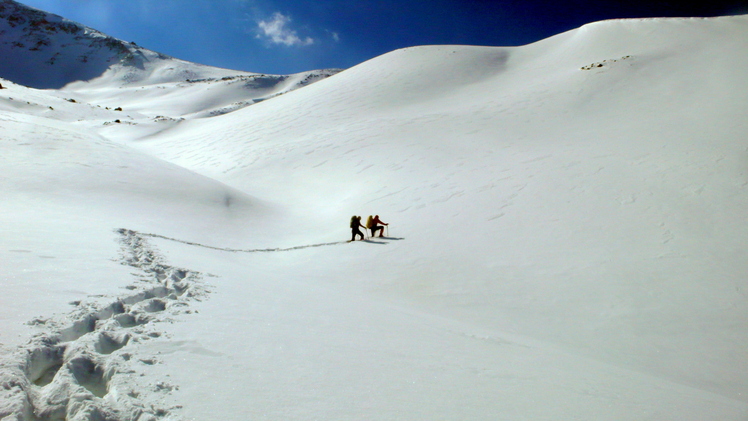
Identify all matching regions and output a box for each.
[1,2,748,420]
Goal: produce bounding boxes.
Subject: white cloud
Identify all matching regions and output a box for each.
[257,12,314,47]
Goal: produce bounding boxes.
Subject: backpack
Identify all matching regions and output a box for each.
[350,216,358,229]
[365,215,374,229]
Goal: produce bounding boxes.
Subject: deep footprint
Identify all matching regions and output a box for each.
[26,346,65,387]
[94,331,130,355]
[114,313,149,328]
[59,315,97,342]
[69,357,109,398]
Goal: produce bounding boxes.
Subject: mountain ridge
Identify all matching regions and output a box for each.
[0,0,340,112]
[0,0,157,88]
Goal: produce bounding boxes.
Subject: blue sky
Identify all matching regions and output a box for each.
[18,0,748,75]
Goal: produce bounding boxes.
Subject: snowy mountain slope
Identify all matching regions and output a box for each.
[0,0,125,89]
[0,107,274,333]
[128,13,748,406]
[0,108,286,420]
[2,7,748,421]
[60,67,341,126]
[0,0,340,126]
[0,0,219,89]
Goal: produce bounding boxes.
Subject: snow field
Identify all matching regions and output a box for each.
[123,16,748,416]
[1,10,748,420]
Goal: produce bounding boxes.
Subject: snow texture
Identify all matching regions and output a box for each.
[1,1,748,419]
[1,228,206,421]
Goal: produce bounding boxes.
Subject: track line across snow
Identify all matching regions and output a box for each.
[127,229,350,252]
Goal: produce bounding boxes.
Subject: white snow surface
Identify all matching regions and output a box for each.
[1,9,748,421]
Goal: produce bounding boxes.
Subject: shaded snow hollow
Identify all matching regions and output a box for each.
[1,7,748,421]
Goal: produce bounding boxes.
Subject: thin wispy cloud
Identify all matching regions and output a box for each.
[257,12,314,47]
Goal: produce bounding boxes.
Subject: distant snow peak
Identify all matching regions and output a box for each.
[0,0,142,88]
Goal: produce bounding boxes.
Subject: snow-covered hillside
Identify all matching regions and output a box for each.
[1,2,748,419]
[0,0,339,126]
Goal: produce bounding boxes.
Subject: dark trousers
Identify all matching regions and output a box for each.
[351,228,364,241]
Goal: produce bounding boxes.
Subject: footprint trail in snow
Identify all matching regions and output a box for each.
[0,229,208,421]
[0,228,378,421]
[135,230,349,252]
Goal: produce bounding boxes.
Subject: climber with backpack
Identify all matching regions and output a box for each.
[366,215,388,238]
[349,215,366,242]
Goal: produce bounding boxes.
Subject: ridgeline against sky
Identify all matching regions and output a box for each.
[16,0,748,74]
